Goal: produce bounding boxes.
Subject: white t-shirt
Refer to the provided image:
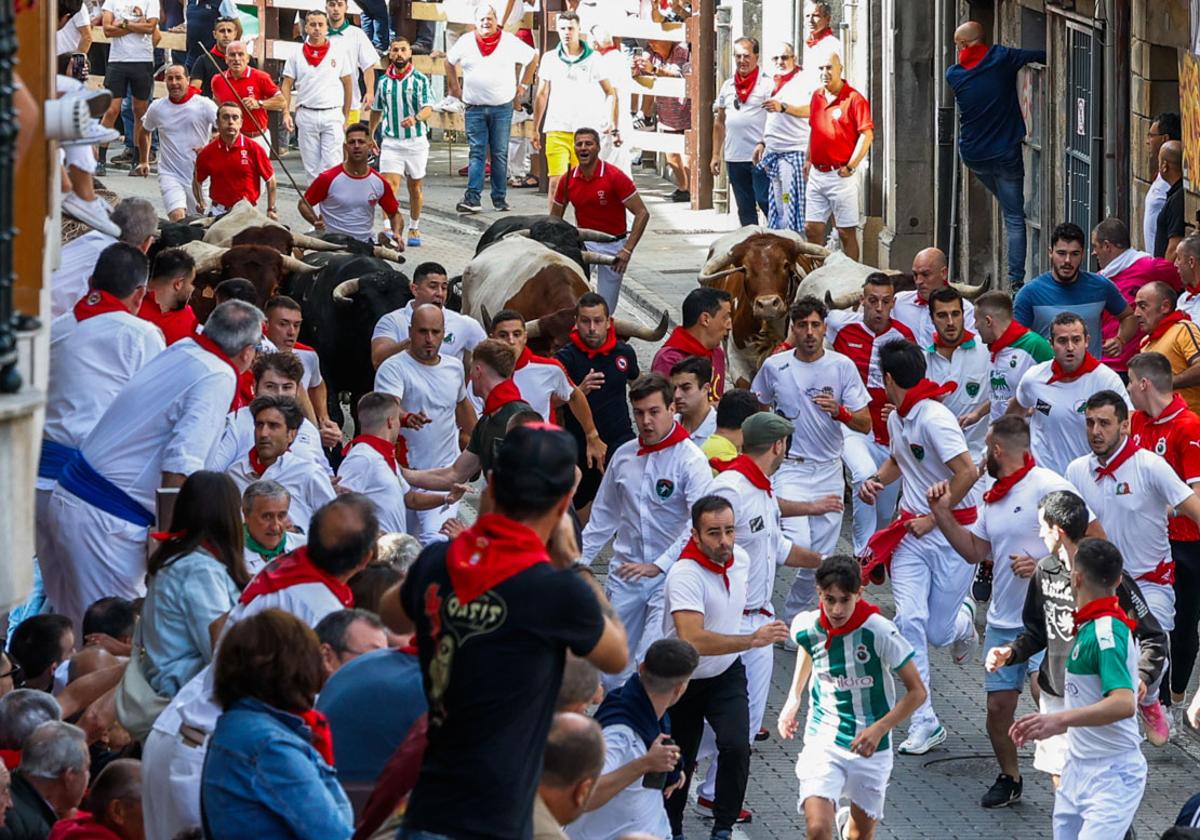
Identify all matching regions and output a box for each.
[715,71,774,162]
[1014,360,1130,476]
[925,339,991,459]
[374,352,468,469]
[295,345,323,389]
[678,407,716,447]
[513,353,574,422]
[226,449,337,535]
[762,73,813,153]
[446,31,536,106]
[892,291,977,350]
[539,48,609,134]
[328,23,379,111]
[141,95,219,182]
[305,165,397,243]
[1065,444,1193,579]
[283,41,353,110]
[243,531,306,577]
[57,6,91,55]
[565,724,672,840]
[206,407,330,475]
[372,302,487,362]
[51,231,117,319]
[968,466,1083,629]
[102,0,158,63]
[710,468,792,612]
[663,545,750,679]
[1179,289,1200,322]
[1144,174,1170,256]
[337,442,410,534]
[887,397,979,516]
[751,349,869,462]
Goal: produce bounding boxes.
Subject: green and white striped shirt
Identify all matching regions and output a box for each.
[373,68,433,140]
[792,611,914,751]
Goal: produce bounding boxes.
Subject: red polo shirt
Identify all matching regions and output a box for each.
[137,291,198,345]
[211,67,278,137]
[195,133,274,209]
[1131,397,1200,542]
[552,162,637,237]
[808,82,874,169]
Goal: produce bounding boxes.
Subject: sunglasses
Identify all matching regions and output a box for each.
[0,662,24,687]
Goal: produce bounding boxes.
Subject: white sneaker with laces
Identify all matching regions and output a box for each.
[897,722,947,755]
[59,118,121,148]
[952,599,978,665]
[62,193,121,237]
[835,805,851,840]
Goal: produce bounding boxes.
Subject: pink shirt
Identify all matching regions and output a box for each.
[1100,255,1181,372]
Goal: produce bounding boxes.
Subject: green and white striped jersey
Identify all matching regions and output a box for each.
[373,68,433,140]
[792,611,914,751]
[1065,615,1142,759]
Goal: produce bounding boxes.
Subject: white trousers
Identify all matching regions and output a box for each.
[408,502,459,546]
[584,238,628,312]
[295,107,345,180]
[890,529,975,729]
[603,568,666,691]
[842,429,899,555]
[142,726,206,840]
[41,488,148,635]
[774,458,845,623]
[1137,579,1175,632]
[1052,752,1146,840]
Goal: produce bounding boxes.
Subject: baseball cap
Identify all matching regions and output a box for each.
[741,412,794,448]
[492,423,578,503]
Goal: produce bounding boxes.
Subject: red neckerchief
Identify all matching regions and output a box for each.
[568,324,617,358]
[344,434,398,473]
[445,513,549,603]
[73,289,127,321]
[934,328,976,350]
[771,66,799,96]
[247,447,277,477]
[190,333,247,411]
[805,26,833,48]
[1073,595,1136,632]
[386,62,414,81]
[733,66,759,104]
[514,345,562,371]
[679,537,734,592]
[239,546,354,607]
[957,43,989,70]
[987,319,1030,362]
[662,326,713,359]
[1047,353,1101,384]
[597,44,619,55]
[139,291,198,345]
[482,378,523,417]
[1094,437,1138,483]
[299,709,335,765]
[983,452,1036,504]
[710,454,773,495]
[1146,310,1191,344]
[818,599,880,648]
[170,85,199,104]
[1149,393,1189,425]
[0,749,19,770]
[302,39,331,66]
[475,29,502,57]
[896,379,956,417]
[210,44,226,59]
[637,422,690,456]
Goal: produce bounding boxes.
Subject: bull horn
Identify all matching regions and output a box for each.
[292,232,344,252]
[614,310,669,342]
[373,246,407,263]
[577,228,622,243]
[333,278,360,303]
[525,318,543,338]
[280,254,320,274]
[698,248,735,278]
[797,242,831,258]
[501,229,532,240]
[825,290,862,309]
[580,251,618,266]
[481,305,493,330]
[949,281,988,300]
[697,265,744,284]
[192,249,228,274]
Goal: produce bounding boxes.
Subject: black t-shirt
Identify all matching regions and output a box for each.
[466,398,533,476]
[1155,178,1185,258]
[399,543,606,839]
[554,339,640,451]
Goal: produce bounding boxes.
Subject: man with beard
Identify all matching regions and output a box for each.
[137,64,218,220]
[138,248,198,344]
[370,37,433,248]
[300,123,405,246]
[208,39,284,150]
[892,247,976,349]
[555,292,640,513]
[925,286,991,460]
[372,262,487,369]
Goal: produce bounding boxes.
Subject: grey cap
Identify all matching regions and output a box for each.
[741,412,794,448]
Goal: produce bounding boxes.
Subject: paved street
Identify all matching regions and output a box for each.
[98,142,1200,839]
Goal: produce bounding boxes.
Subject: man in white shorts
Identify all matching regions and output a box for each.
[371,36,433,248]
[282,9,353,179]
[139,64,218,220]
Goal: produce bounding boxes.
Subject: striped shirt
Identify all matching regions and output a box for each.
[373,68,433,140]
[792,611,914,751]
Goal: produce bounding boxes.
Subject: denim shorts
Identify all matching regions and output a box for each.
[983,623,1044,692]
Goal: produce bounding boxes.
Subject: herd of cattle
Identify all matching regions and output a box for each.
[151,204,990,415]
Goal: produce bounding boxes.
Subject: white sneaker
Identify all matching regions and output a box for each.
[897,722,947,755]
[59,118,121,148]
[62,193,120,237]
[952,599,978,665]
[835,805,851,840]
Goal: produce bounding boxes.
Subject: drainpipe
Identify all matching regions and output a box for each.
[934,0,955,274]
[713,4,731,215]
[1096,0,1121,221]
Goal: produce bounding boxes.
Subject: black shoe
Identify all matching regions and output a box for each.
[456,200,482,213]
[981,774,1022,809]
[93,162,107,177]
[972,560,993,603]
[110,149,135,165]
[493,200,511,212]
[669,189,690,203]
[754,726,770,742]
[410,41,433,55]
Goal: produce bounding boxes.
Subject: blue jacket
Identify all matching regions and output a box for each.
[201,698,353,840]
[946,45,1045,163]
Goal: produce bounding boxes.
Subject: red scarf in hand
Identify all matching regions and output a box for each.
[957,43,989,70]
[896,378,956,417]
[344,434,405,472]
[710,454,772,495]
[191,334,247,411]
[1073,595,1137,632]
[1146,310,1191,344]
[662,326,713,359]
[988,320,1031,362]
[475,29,502,57]
[302,39,331,66]
[1047,353,1101,384]
[983,453,1035,503]
[482,378,523,417]
[771,66,799,96]
[860,506,977,584]
[568,324,617,358]
[299,709,336,765]
[806,26,833,48]
[445,513,549,603]
[386,62,414,81]
[818,599,880,648]
[637,422,690,456]
[74,289,128,322]
[679,537,734,592]
[934,329,975,351]
[597,44,619,55]
[171,85,200,104]
[733,66,759,104]
[1094,437,1138,482]
[239,546,355,607]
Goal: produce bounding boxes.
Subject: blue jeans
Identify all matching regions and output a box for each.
[357,0,390,51]
[464,103,512,206]
[121,99,158,153]
[964,143,1026,286]
[727,160,769,226]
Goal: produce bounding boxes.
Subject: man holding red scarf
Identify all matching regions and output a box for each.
[383,424,627,840]
[652,287,731,400]
[281,10,354,180]
[974,290,1052,421]
[1135,280,1200,414]
[858,339,982,755]
[712,37,774,226]
[925,286,991,459]
[137,64,218,220]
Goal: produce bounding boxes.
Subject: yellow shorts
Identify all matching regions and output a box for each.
[545,131,578,177]
[348,109,362,124]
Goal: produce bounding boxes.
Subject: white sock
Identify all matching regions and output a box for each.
[408,218,420,231]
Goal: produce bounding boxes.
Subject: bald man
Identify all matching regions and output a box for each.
[891,247,976,348]
[1155,140,1186,261]
[947,21,1045,287]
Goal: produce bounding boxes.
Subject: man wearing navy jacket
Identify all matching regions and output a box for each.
[947,22,1045,288]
